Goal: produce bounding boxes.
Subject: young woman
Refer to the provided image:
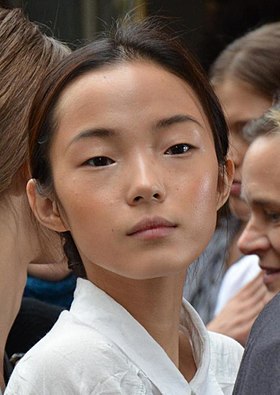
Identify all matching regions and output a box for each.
[0,6,69,391]
[6,18,242,394]
[185,22,280,344]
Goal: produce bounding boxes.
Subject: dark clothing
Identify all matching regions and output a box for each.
[233,292,280,394]
[4,298,63,387]
[24,273,77,310]
[4,352,13,386]
[6,297,63,358]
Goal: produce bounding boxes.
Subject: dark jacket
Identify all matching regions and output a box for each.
[233,292,280,394]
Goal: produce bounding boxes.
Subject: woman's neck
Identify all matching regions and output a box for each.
[88,265,196,380]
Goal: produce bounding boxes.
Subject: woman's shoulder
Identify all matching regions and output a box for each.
[208,331,243,384]
[5,311,144,394]
[11,309,133,367]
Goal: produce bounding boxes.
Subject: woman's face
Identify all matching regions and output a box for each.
[215,78,271,221]
[39,61,231,281]
[238,135,280,293]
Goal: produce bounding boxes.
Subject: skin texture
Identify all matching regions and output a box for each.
[238,135,280,293]
[27,262,70,281]
[27,60,233,379]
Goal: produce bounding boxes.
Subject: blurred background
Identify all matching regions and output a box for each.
[1,0,280,72]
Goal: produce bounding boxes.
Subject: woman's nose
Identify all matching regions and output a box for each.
[238,220,270,256]
[126,157,166,206]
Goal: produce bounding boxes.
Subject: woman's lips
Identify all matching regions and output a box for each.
[230,181,241,197]
[127,217,177,240]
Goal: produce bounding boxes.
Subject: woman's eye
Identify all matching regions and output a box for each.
[165,144,192,155]
[265,211,280,223]
[84,156,115,167]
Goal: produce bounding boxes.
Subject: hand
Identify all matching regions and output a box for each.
[207,272,275,345]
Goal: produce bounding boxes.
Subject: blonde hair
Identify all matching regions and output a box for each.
[243,101,280,142]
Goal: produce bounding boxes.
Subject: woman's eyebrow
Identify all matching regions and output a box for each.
[66,114,202,150]
[66,128,115,150]
[155,114,203,129]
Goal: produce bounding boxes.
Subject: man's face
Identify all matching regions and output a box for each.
[238,134,280,292]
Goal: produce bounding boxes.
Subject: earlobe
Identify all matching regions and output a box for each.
[26,179,67,232]
[217,158,234,210]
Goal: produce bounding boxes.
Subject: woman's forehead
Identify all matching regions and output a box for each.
[54,60,212,135]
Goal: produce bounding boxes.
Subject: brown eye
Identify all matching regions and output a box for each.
[264,210,280,223]
[85,156,115,167]
[165,143,192,155]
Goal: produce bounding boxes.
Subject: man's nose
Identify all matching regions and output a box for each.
[238,220,270,256]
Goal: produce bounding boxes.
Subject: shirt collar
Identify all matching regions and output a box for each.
[71,278,223,395]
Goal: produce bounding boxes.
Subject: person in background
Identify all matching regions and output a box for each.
[238,100,280,293]
[6,17,243,395]
[0,6,70,391]
[233,101,280,394]
[24,263,77,309]
[185,22,280,345]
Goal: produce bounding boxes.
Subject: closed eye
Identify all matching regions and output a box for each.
[164,143,193,155]
[83,156,115,167]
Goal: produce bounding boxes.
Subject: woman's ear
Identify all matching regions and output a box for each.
[216,158,234,210]
[26,179,68,232]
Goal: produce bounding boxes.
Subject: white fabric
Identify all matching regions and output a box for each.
[6,278,243,395]
[214,255,260,316]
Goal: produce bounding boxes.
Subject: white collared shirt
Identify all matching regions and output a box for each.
[6,278,243,395]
